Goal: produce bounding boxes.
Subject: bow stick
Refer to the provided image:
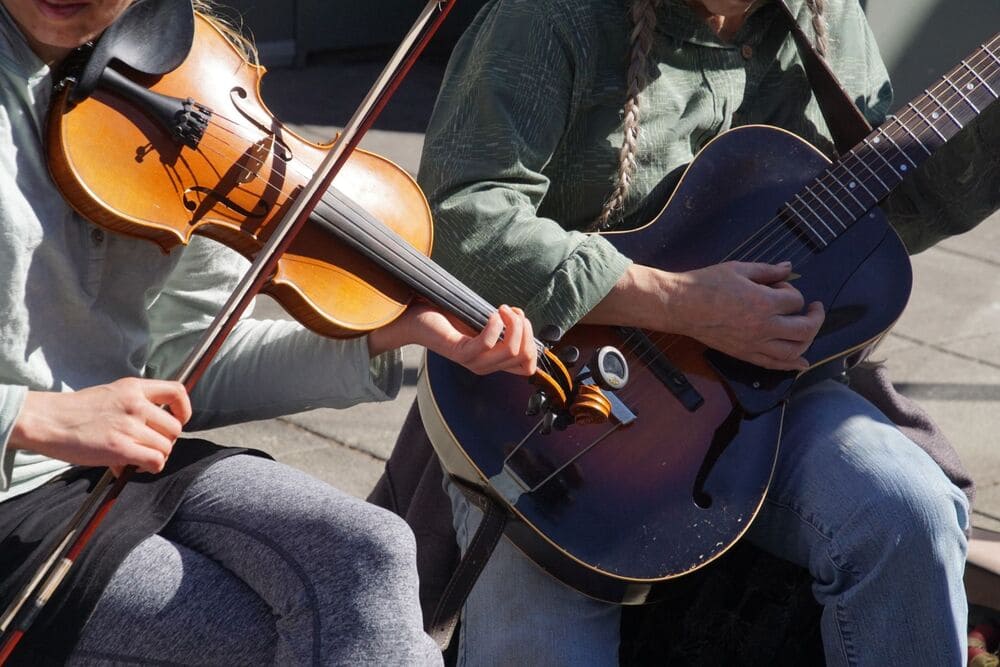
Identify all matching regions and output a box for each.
[0,0,457,660]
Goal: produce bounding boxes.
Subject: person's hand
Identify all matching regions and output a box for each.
[586,261,824,371]
[368,303,537,376]
[10,378,192,476]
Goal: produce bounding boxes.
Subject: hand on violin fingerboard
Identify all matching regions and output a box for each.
[9,378,192,476]
[368,304,537,376]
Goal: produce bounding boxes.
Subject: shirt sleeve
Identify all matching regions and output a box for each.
[145,236,402,431]
[418,0,631,334]
[0,384,26,491]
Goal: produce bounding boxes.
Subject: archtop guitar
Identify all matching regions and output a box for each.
[419,35,999,604]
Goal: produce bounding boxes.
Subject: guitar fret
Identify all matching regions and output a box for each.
[962,59,997,98]
[875,126,920,167]
[890,115,933,157]
[924,88,964,129]
[816,178,860,220]
[803,186,845,230]
[943,76,980,113]
[794,193,837,236]
[829,166,876,208]
[907,102,947,142]
[856,141,893,191]
[985,42,1000,67]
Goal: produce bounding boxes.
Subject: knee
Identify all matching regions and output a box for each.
[339,503,418,577]
[839,475,968,578]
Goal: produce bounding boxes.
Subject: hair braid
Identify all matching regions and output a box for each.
[804,0,828,56]
[593,0,662,230]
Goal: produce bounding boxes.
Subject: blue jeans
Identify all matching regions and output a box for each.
[446,380,970,666]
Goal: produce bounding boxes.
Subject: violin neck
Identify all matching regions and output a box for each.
[311,189,527,342]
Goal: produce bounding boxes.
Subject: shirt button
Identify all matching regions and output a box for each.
[90,228,105,245]
[740,44,754,60]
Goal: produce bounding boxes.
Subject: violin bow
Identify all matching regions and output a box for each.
[0,0,457,660]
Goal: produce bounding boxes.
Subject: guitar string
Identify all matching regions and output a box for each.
[113,39,997,426]
[616,45,999,406]
[492,46,1000,485]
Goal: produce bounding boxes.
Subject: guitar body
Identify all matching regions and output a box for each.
[419,125,913,603]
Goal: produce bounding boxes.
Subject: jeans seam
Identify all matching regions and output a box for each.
[177,513,323,667]
[762,497,859,577]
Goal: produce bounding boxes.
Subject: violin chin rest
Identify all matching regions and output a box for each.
[70,0,195,103]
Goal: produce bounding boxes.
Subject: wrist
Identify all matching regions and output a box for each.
[9,391,54,453]
[367,318,408,358]
[584,264,681,332]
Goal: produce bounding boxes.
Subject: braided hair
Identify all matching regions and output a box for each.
[594,0,827,229]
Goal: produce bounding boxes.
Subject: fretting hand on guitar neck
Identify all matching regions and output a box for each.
[393,0,998,664]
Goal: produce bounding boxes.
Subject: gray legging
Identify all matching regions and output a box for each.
[68,454,442,666]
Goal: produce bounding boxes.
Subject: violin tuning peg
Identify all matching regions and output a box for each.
[525,391,549,416]
[540,412,556,435]
[538,324,564,345]
[557,345,580,367]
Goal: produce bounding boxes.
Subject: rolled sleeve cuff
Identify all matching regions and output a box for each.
[363,341,403,403]
[524,234,633,333]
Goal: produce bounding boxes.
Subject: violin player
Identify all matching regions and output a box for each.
[372,0,1000,664]
[0,0,540,663]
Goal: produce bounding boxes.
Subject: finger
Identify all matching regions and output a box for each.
[477,311,504,350]
[498,306,524,358]
[111,436,169,474]
[142,402,185,442]
[734,261,793,285]
[140,380,193,425]
[767,282,807,314]
[513,308,538,375]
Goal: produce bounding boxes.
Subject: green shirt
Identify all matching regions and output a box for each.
[418,0,999,332]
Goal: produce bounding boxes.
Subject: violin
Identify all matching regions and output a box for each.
[45,6,590,402]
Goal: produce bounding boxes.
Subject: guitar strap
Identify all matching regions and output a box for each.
[427,3,876,650]
[776,0,873,153]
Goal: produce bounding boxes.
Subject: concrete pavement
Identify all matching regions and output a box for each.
[190,50,1000,595]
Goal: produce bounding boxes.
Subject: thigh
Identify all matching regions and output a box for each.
[745,379,969,578]
[162,454,437,666]
[70,533,277,666]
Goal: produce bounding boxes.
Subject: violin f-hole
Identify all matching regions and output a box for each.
[230,87,293,162]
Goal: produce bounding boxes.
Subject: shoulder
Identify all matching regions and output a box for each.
[472,0,629,57]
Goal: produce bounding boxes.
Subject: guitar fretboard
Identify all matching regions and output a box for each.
[781,33,999,249]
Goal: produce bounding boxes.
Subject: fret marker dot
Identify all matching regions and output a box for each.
[873,136,880,143]
[849,181,857,189]
[967,83,974,91]
[899,164,908,172]
[932,111,940,119]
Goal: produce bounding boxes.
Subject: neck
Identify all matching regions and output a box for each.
[686,1,749,41]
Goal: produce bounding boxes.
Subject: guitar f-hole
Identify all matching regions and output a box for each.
[692,407,744,509]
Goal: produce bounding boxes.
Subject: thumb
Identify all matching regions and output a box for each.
[736,261,793,285]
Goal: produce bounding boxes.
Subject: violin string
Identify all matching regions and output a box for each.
[172,118,563,372]
[144,40,996,414]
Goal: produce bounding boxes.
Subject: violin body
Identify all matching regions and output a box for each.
[47,14,429,338]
